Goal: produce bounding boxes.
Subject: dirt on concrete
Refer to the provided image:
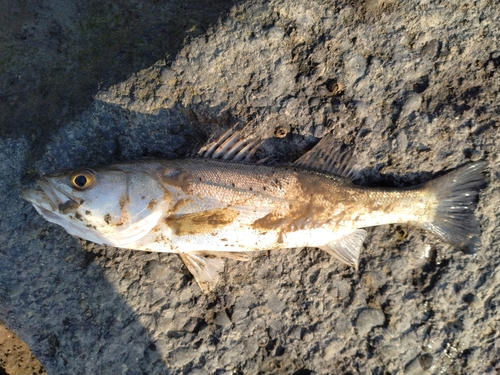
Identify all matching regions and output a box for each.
[0,322,46,375]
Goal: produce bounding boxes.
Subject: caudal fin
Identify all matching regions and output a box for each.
[419,162,487,253]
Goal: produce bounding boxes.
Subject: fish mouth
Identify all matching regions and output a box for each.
[21,177,111,246]
[21,175,141,248]
[21,176,82,214]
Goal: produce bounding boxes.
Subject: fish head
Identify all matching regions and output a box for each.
[21,166,171,247]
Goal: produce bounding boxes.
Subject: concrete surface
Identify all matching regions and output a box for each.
[1,0,499,374]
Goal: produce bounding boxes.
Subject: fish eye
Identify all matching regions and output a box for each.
[70,170,95,190]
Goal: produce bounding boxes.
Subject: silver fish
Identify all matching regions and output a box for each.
[21,130,487,292]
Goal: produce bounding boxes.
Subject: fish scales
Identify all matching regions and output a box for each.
[173,159,430,232]
[21,130,487,292]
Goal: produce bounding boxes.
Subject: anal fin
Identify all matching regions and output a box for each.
[320,229,367,269]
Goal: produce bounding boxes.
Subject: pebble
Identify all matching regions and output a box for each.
[323,339,344,361]
[313,124,326,138]
[470,149,484,162]
[266,294,285,313]
[215,310,232,327]
[169,347,196,367]
[345,52,367,84]
[404,354,433,374]
[355,308,385,335]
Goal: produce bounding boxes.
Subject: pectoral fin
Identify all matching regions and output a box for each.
[178,251,251,293]
[320,229,367,269]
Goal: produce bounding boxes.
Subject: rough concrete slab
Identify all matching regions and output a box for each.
[1,0,499,374]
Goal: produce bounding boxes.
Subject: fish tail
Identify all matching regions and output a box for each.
[419,161,487,253]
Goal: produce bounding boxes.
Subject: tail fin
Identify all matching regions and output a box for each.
[419,162,487,254]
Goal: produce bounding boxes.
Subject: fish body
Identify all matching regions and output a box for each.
[21,130,487,292]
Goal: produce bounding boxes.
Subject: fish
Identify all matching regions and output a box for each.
[21,129,487,293]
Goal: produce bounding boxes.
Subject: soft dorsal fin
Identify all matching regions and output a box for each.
[197,128,264,162]
[293,133,356,179]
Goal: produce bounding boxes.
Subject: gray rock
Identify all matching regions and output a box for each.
[214,310,232,327]
[266,293,285,313]
[355,308,385,335]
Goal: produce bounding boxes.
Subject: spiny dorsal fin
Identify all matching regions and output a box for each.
[319,229,367,269]
[294,133,356,179]
[197,128,264,162]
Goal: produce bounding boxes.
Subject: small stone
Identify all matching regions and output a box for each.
[355,308,385,335]
[152,287,166,304]
[470,149,484,162]
[275,263,283,273]
[401,95,422,118]
[417,143,431,152]
[160,67,177,86]
[335,317,353,338]
[169,347,196,367]
[309,97,321,107]
[404,356,422,375]
[345,53,367,83]
[269,319,284,332]
[267,294,285,313]
[179,287,193,304]
[419,354,433,370]
[421,39,440,58]
[215,310,232,327]
[404,353,434,374]
[313,125,326,138]
[397,130,408,151]
[323,339,344,361]
[267,27,284,41]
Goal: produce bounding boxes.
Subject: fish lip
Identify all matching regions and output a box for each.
[26,176,83,212]
[21,177,108,245]
[20,187,51,209]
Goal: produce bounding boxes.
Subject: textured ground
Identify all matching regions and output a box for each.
[1,0,499,374]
